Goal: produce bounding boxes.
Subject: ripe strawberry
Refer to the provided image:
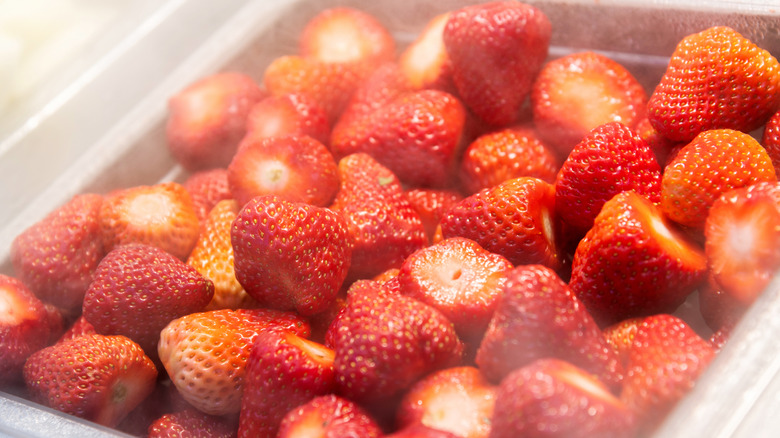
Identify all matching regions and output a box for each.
[388,425,461,438]
[244,92,330,145]
[602,318,643,368]
[531,51,648,157]
[440,177,563,270]
[333,280,464,403]
[167,72,266,171]
[99,181,201,260]
[276,394,383,438]
[231,195,352,316]
[398,237,513,341]
[10,193,104,313]
[443,1,551,126]
[82,243,214,355]
[56,315,97,344]
[332,62,412,130]
[762,109,780,178]
[661,129,777,229]
[490,358,637,438]
[158,308,309,416]
[182,168,232,225]
[569,191,707,326]
[475,265,622,389]
[399,12,455,92]
[648,26,780,143]
[238,329,335,438]
[620,314,716,434]
[405,188,463,243]
[554,122,662,235]
[396,366,497,438]
[329,153,427,280]
[459,125,559,195]
[23,334,157,427]
[148,409,237,438]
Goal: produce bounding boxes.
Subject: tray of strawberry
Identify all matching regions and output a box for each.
[1,0,780,437]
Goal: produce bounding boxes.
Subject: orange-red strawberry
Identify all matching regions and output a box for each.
[661,129,777,229]
[244,92,330,145]
[532,51,648,157]
[648,26,780,143]
[569,191,708,326]
[227,134,339,207]
[276,394,384,438]
[10,193,104,313]
[763,109,780,178]
[635,117,682,168]
[23,334,157,427]
[231,195,352,316]
[399,12,455,92]
[182,168,232,225]
[443,1,551,126]
[459,125,559,195]
[554,122,662,235]
[148,409,237,438]
[404,188,463,243]
[167,72,266,171]
[158,308,310,416]
[698,274,748,332]
[99,181,201,260]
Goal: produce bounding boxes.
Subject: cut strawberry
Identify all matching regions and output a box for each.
[244,92,330,146]
[277,394,383,438]
[399,12,455,92]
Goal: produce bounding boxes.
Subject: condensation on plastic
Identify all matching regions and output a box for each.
[0,0,779,437]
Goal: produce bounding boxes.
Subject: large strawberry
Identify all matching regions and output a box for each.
[276,394,384,438]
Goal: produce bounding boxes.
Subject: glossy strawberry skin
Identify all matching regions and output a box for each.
[277,394,384,438]
[147,410,237,438]
[244,92,331,145]
[763,109,780,178]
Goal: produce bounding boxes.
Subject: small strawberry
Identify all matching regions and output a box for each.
[244,92,330,145]
[276,394,384,438]
[490,358,637,438]
[148,409,237,438]
[443,1,551,126]
[99,181,201,260]
[661,129,777,229]
[167,72,266,171]
[158,308,310,416]
[405,188,463,243]
[10,193,104,313]
[231,195,352,316]
[762,109,780,178]
[648,26,780,143]
[398,12,455,92]
[56,315,97,344]
[238,329,335,438]
[182,168,232,225]
[23,334,157,427]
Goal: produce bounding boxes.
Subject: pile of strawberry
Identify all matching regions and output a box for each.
[3,2,780,437]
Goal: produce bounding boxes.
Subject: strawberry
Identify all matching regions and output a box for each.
[531,51,648,157]
[475,265,622,389]
[244,92,330,145]
[396,366,497,438]
[238,329,335,438]
[182,168,232,225]
[397,237,513,341]
[333,280,464,403]
[56,315,97,344]
[10,193,104,313]
[231,195,352,316]
[459,125,559,195]
[490,358,637,438]
[99,181,201,260]
[602,318,643,368]
[148,410,238,438]
[387,425,461,438]
[704,182,780,306]
[227,134,339,207]
[440,177,563,270]
[762,109,780,178]
[167,72,266,171]
[158,308,309,416]
[332,62,412,130]
[620,314,716,434]
[648,26,780,143]
[82,243,214,355]
[661,129,777,229]
[329,153,427,280]
[554,122,662,235]
[399,12,455,92]
[405,188,462,243]
[23,334,157,427]
[569,191,707,326]
[443,1,551,126]
[276,394,384,438]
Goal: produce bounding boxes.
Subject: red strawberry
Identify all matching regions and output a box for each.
[333,280,464,403]
[158,308,310,416]
[396,366,497,438]
[475,265,622,389]
[554,122,662,235]
[405,188,463,243]
[231,195,352,316]
[763,109,780,178]
[56,315,97,344]
[398,237,513,341]
[490,358,637,438]
[276,394,383,438]
[99,182,201,260]
[148,409,237,438]
[443,1,551,126]
[661,129,777,229]
[399,12,455,92]
[82,243,214,355]
[460,125,559,195]
[333,62,413,130]
[531,51,648,157]
[440,177,563,270]
[238,329,335,438]
[167,72,266,171]
[244,92,330,145]
[648,26,780,143]
[182,168,232,225]
[388,425,461,438]
[23,334,157,427]
[602,318,643,368]
[10,193,104,313]
[569,191,707,326]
